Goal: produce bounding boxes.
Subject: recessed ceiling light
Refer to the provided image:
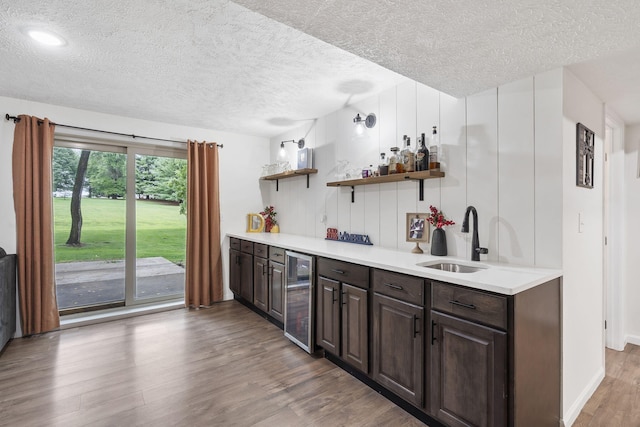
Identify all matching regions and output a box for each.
[27,30,66,47]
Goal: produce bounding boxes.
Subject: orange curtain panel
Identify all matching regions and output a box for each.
[11,115,60,335]
[185,140,223,308]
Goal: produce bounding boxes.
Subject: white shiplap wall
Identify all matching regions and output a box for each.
[264,69,564,269]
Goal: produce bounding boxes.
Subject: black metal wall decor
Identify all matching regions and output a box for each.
[576,123,595,188]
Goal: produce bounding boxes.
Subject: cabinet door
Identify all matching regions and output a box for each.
[229,249,241,295]
[372,293,424,407]
[316,276,340,356]
[253,257,269,312]
[239,252,253,302]
[341,283,368,373]
[269,261,284,323]
[430,311,507,427]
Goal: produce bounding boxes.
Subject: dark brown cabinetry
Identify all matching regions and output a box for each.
[268,248,285,323]
[429,279,560,427]
[372,269,425,408]
[253,252,269,313]
[229,238,253,302]
[230,237,560,427]
[229,248,241,295]
[341,283,368,371]
[430,311,507,427]
[317,276,340,355]
[316,258,370,373]
[430,281,508,427]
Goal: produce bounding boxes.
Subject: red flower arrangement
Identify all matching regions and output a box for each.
[427,205,455,229]
[260,205,278,232]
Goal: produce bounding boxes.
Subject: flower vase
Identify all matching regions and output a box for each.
[431,227,447,256]
[270,225,280,233]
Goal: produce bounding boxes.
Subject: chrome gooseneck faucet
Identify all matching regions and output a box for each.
[461,206,488,261]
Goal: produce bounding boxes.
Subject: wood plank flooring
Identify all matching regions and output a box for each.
[0,301,425,427]
[574,344,640,426]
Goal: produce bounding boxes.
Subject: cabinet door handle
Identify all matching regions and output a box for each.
[331,269,345,275]
[413,315,420,338]
[236,255,241,265]
[341,290,347,306]
[268,265,274,278]
[332,288,338,304]
[450,300,477,310]
[384,283,403,291]
[431,320,437,345]
[262,264,268,276]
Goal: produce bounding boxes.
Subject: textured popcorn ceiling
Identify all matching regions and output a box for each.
[2,1,640,138]
[235,0,640,123]
[0,0,406,138]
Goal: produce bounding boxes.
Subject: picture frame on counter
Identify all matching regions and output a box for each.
[406,213,429,254]
[406,213,429,242]
[246,213,265,232]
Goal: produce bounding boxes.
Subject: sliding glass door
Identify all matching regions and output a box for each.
[53,145,127,312]
[130,151,187,303]
[53,141,186,314]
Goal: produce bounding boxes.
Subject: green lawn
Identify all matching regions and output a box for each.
[54,198,186,264]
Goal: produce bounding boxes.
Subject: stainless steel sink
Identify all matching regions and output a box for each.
[417,262,487,273]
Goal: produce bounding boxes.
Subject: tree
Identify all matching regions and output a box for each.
[52,147,79,193]
[157,157,187,201]
[135,155,159,199]
[86,152,126,199]
[167,159,187,214]
[66,150,90,246]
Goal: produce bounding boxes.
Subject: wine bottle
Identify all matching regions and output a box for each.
[416,133,429,171]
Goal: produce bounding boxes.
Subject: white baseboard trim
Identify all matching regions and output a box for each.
[562,367,605,427]
[625,334,640,347]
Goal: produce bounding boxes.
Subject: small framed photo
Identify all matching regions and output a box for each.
[406,213,429,242]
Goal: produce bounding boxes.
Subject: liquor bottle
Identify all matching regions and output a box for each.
[401,135,414,172]
[415,133,429,171]
[429,126,439,170]
[378,152,389,176]
[388,147,400,174]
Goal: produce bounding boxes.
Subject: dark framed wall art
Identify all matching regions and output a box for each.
[576,122,595,188]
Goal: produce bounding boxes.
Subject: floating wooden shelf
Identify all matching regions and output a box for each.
[326,170,445,202]
[261,168,318,191]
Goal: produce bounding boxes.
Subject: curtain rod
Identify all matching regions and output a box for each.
[4,114,223,148]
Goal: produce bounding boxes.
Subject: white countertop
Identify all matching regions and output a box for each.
[227,232,562,296]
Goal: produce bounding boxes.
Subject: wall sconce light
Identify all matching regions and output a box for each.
[280,138,305,149]
[353,113,376,135]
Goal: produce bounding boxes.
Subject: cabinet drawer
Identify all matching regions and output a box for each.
[254,243,268,258]
[240,240,254,254]
[431,281,507,329]
[317,258,369,289]
[269,247,285,263]
[230,237,240,251]
[372,269,424,305]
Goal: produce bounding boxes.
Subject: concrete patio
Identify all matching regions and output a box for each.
[55,257,184,310]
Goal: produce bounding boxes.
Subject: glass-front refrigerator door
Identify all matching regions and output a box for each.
[284,251,314,353]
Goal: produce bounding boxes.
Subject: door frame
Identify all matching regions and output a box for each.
[604,110,625,351]
[54,135,187,310]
